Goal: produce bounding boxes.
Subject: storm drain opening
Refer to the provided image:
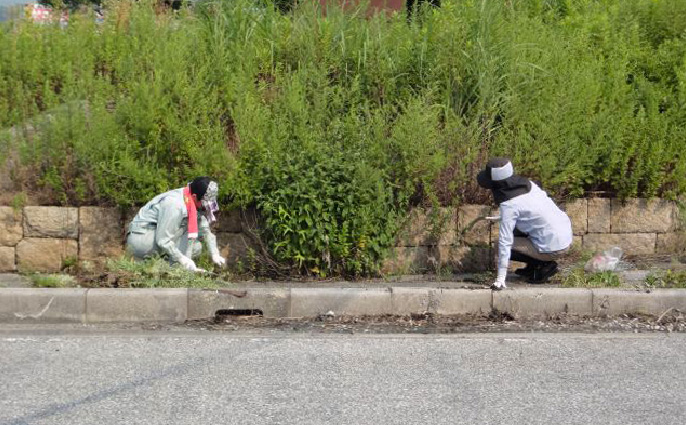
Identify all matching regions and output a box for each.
[214,309,264,322]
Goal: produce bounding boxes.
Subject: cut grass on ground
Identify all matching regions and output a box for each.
[30,274,77,288]
[104,257,234,289]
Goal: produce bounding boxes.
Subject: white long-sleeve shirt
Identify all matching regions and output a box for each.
[497,183,572,281]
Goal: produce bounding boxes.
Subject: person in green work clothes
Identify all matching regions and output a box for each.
[126,177,225,272]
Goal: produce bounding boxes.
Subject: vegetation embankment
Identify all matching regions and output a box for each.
[1,0,685,276]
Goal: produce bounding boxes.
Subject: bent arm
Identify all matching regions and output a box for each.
[155,201,186,263]
[199,215,220,258]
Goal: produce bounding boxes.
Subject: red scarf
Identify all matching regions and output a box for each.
[183,186,198,239]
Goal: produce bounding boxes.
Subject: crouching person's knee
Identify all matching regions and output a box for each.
[126,231,157,260]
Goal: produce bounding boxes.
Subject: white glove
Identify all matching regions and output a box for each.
[178,256,200,272]
[211,253,226,268]
[491,275,507,290]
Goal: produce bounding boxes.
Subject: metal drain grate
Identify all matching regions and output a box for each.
[214,309,264,319]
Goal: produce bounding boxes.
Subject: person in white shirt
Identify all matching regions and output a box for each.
[477,158,573,289]
[126,177,226,273]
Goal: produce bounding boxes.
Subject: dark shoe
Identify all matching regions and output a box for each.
[528,261,558,284]
[514,263,536,278]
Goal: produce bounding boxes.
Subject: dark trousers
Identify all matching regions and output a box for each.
[510,229,567,266]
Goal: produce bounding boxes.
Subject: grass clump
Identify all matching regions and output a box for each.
[562,270,621,288]
[30,274,77,288]
[105,257,231,289]
[645,269,686,289]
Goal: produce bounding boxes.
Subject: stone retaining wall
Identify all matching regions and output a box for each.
[0,206,250,273]
[0,199,682,273]
[385,198,684,273]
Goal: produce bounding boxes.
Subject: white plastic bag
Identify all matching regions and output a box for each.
[584,246,623,273]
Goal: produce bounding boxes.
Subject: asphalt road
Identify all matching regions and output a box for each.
[1,329,684,425]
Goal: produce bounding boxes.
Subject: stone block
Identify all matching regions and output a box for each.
[493,288,593,318]
[216,233,259,268]
[563,199,587,235]
[0,247,15,272]
[86,288,188,323]
[572,236,583,250]
[24,206,78,238]
[490,224,500,246]
[121,206,140,229]
[0,207,23,246]
[458,205,497,246]
[583,233,656,256]
[435,245,493,272]
[214,209,243,233]
[432,289,492,315]
[16,238,78,273]
[611,198,678,233]
[587,198,611,233]
[0,288,87,323]
[656,232,686,255]
[187,288,290,319]
[395,208,456,247]
[290,288,392,317]
[592,289,686,317]
[381,246,430,274]
[79,207,124,260]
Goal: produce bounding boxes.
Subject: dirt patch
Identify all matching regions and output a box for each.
[178,310,686,334]
[12,253,686,290]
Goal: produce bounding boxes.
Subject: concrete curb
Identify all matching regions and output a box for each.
[86,288,188,323]
[0,287,685,323]
[0,288,86,323]
[291,288,393,317]
[592,289,686,317]
[494,288,594,318]
[432,289,492,315]
[188,288,289,320]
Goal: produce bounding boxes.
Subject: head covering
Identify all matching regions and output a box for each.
[184,178,220,239]
[189,176,211,200]
[477,157,531,204]
[200,181,219,223]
